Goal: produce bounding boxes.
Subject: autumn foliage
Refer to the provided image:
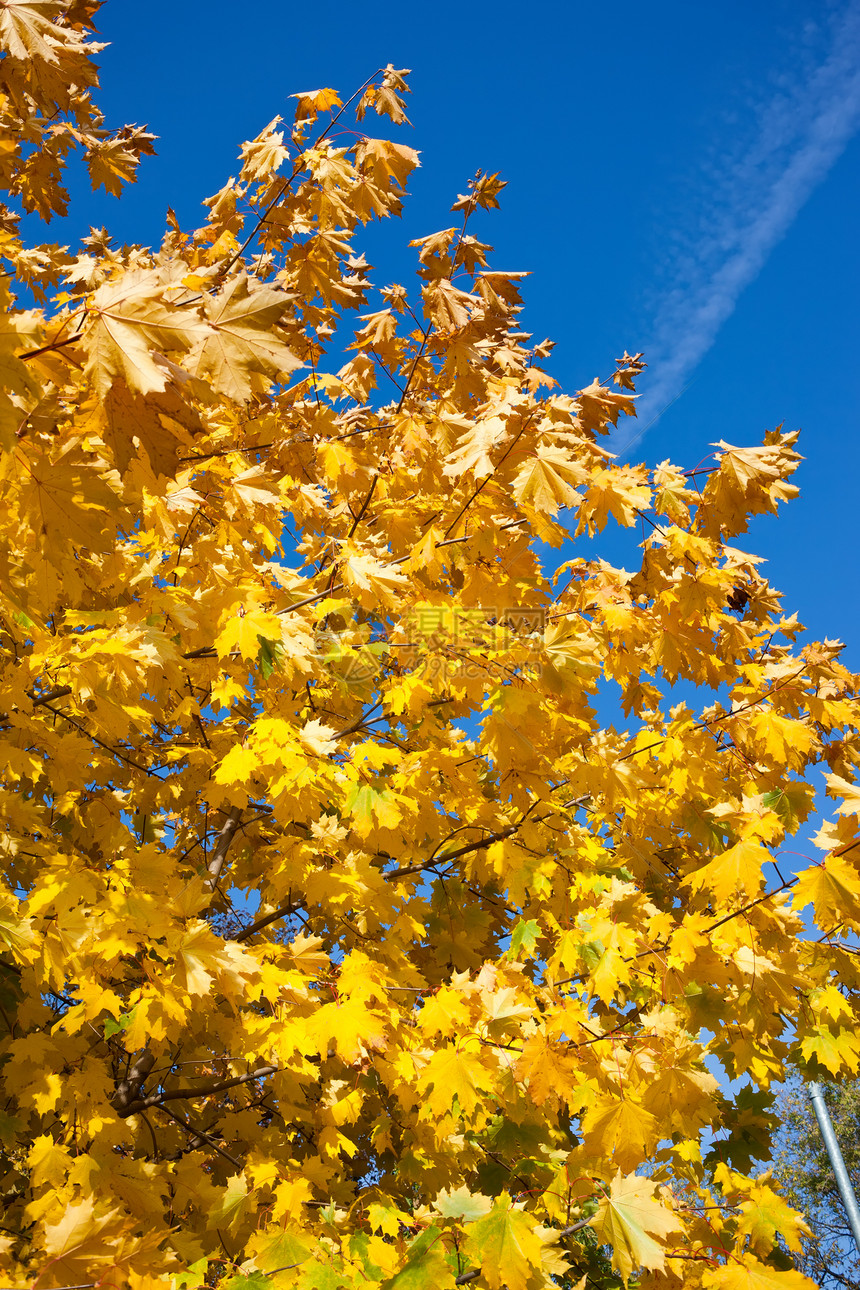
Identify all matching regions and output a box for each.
[2,5,860,1289]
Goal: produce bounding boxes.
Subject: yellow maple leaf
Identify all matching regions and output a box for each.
[589,1170,680,1284]
[577,465,651,533]
[443,415,507,478]
[341,549,409,609]
[512,445,585,516]
[417,985,472,1038]
[231,463,282,510]
[514,1032,579,1107]
[463,1192,545,1290]
[434,1184,493,1221]
[686,838,766,903]
[642,1060,718,1130]
[195,274,302,401]
[86,127,157,198]
[95,376,200,479]
[27,1133,71,1189]
[792,853,860,927]
[735,1182,810,1255]
[239,117,289,181]
[17,436,121,551]
[39,1196,132,1285]
[307,996,387,1062]
[0,0,69,63]
[214,608,284,660]
[666,913,710,968]
[580,1096,659,1172]
[825,772,860,816]
[209,1171,250,1231]
[168,920,256,998]
[418,1042,495,1122]
[575,377,636,431]
[82,266,209,398]
[213,743,258,787]
[746,710,816,768]
[799,1024,860,1076]
[0,896,33,957]
[703,1255,816,1290]
[291,86,342,122]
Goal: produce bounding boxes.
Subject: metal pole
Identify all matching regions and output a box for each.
[808,1081,860,1255]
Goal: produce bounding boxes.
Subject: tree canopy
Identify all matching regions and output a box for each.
[3,4,860,1289]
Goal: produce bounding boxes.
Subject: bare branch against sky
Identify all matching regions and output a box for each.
[616,1,860,454]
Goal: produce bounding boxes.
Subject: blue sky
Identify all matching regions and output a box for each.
[55,0,859,673]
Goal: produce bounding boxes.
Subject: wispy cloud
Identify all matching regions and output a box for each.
[616,2,860,453]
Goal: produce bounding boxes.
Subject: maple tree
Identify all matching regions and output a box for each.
[2,4,860,1289]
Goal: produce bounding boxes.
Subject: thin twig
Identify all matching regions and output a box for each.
[37,700,155,775]
[220,69,382,276]
[19,330,84,361]
[704,876,798,934]
[156,1105,242,1169]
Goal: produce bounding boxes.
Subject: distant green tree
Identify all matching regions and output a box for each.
[774,1078,860,1290]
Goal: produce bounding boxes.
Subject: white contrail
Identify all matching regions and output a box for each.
[615,3,860,453]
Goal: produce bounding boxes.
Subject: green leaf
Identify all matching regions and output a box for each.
[762,784,812,831]
[172,1259,209,1290]
[255,1226,313,1271]
[379,1226,455,1290]
[297,1264,350,1290]
[257,634,283,679]
[226,1275,271,1290]
[589,1170,680,1283]
[367,1202,402,1237]
[345,1232,384,1278]
[579,939,604,970]
[344,782,400,832]
[463,1193,544,1290]
[434,1184,493,1222]
[508,918,541,959]
[210,1173,249,1230]
[103,1007,136,1039]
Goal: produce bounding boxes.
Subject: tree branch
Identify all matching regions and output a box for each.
[111,1048,156,1116]
[28,685,72,707]
[121,1064,277,1117]
[37,700,155,775]
[386,796,588,880]
[205,805,244,892]
[385,824,520,879]
[233,899,305,943]
[220,67,382,277]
